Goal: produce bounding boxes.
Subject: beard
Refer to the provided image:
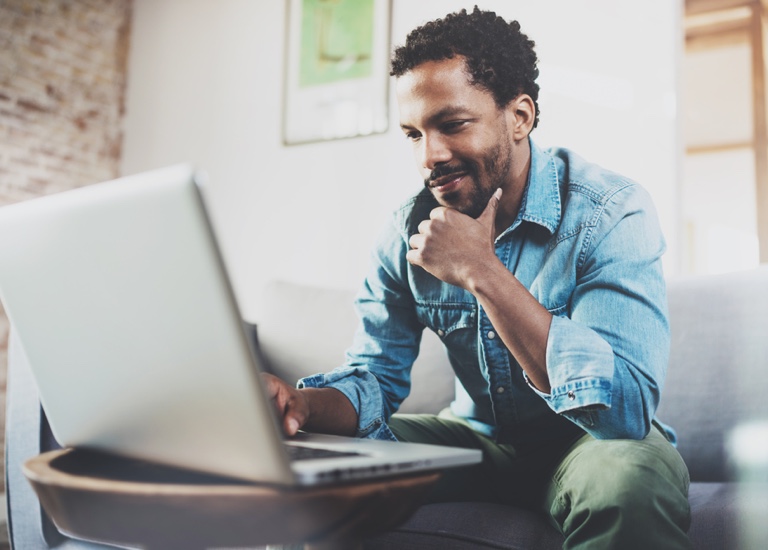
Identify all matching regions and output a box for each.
[423,137,513,219]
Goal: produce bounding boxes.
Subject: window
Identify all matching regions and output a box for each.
[683,0,768,273]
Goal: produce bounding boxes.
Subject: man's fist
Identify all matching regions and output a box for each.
[406,188,502,288]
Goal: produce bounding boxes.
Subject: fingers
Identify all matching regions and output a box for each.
[429,206,448,220]
[407,225,427,267]
[278,390,308,436]
[284,408,302,436]
[261,372,281,400]
[408,232,424,250]
[261,373,308,436]
[406,247,421,267]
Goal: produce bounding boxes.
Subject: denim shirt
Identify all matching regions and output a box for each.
[300,139,671,446]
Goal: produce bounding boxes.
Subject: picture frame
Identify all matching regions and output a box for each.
[282,0,392,145]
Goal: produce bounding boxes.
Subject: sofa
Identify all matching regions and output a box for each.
[6,266,768,548]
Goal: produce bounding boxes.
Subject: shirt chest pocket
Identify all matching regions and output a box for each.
[415,303,477,340]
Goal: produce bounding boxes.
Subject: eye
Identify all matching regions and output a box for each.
[404,130,422,142]
[442,120,468,133]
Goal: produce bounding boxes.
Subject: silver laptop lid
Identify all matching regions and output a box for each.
[0,165,295,483]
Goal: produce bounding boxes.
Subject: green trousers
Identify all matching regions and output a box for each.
[389,410,692,550]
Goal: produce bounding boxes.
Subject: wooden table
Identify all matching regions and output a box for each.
[24,448,440,550]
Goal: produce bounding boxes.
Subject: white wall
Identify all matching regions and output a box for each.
[122,0,682,321]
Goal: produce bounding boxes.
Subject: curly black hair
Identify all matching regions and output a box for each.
[390,6,540,128]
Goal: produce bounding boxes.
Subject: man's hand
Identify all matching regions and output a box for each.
[407,188,503,289]
[261,373,359,437]
[262,372,309,436]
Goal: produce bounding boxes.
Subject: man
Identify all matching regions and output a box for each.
[266,7,691,549]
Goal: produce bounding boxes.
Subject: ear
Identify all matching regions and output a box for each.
[504,94,535,141]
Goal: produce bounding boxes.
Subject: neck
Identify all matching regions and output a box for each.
[495,139,531,237]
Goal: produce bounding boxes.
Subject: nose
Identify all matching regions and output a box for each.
[420,133,452,171]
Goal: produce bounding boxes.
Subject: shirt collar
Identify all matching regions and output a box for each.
[502,138,562,237]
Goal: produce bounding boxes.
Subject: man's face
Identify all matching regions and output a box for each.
[396,56,514,218]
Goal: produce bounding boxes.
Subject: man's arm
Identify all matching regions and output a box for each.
[262,373,358,437]
[408,185,670,440]
[466,264,553,393]
[406,189,554,393]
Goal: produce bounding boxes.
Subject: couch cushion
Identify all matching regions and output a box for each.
[687,482,738,549]
[256,280,455,414]
[365,483,737,549]
[364,502,564,549]
[658,266,768,482]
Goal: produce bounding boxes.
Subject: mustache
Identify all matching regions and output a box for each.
[424,161,474,187]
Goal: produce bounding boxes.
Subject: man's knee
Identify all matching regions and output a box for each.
[557,428,687,489]
[548,429,692,549]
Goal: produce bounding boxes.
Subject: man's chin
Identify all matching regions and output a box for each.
[430,189,463,210]
[431,195,484,218]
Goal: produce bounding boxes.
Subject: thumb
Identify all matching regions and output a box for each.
[478,187,502,228]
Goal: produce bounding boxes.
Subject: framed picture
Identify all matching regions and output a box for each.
[282,0,391,145]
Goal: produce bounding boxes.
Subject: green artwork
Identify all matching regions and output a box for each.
[299,0,375,87]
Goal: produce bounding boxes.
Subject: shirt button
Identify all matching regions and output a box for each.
[496,386,505,394]
[437,329,445,337]
[567,391,575,400]
[487,331,496,339]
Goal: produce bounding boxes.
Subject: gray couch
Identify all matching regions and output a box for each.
[6,267,768,548]
[256,267,768,549]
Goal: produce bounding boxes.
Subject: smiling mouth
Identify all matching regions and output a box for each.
[428,172,468,190]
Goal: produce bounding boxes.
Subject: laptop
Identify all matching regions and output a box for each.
[0,164,481,486]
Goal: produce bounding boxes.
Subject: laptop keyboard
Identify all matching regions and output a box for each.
[285,444,362,461]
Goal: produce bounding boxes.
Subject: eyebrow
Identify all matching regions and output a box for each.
[400,105,475,131]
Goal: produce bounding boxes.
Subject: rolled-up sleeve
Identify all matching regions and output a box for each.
[298,368,398,440]
[297,220,423,441]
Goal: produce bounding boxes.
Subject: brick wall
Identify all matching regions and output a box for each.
[0,0,132,492]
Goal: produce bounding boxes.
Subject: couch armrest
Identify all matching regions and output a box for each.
[5,328,115,549]
[658,266,768,482]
